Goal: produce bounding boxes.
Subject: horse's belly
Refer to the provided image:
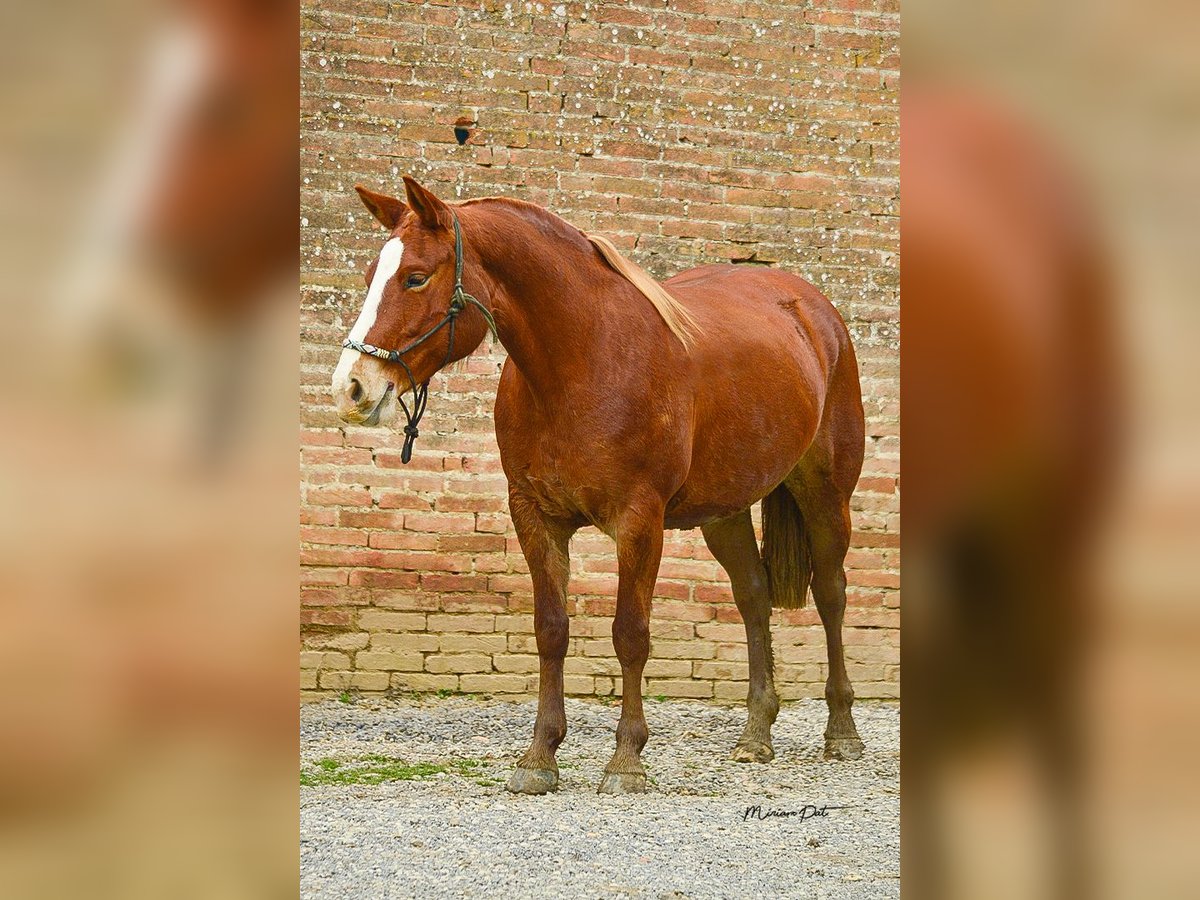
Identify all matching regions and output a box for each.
[665,403,817,528]
[663,498,753,530]
[665,456,799,529]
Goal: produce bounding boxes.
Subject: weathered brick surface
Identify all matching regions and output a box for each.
[300,0,899,702]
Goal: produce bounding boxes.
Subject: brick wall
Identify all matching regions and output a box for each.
[300,0,899,702]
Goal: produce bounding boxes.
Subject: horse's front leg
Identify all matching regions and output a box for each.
[506,492,576,795]
[599,503,665,795]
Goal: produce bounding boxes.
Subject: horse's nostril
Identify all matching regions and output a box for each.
[348,378,364,403]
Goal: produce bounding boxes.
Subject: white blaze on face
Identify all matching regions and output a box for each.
[332,237,405,391]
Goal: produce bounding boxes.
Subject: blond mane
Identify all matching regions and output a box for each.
[460,196,701,350]
[585,234,701,350]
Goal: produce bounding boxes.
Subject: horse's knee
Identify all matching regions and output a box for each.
[612,615,650,666]
[535,608,570,658]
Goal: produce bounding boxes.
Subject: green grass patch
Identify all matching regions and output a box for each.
[386,689,485,703]
[301,755,483,787]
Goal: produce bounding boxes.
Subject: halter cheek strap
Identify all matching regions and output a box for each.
[342,214,497,463]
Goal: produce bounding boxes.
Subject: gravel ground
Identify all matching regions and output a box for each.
[301,695,899,899]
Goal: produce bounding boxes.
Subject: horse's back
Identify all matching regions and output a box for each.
[666,263,851,395]
[656,264,859,525]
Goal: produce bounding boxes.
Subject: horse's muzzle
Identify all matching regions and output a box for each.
[334,379,393,426]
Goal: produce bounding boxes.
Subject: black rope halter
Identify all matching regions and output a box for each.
[342,214,497,463]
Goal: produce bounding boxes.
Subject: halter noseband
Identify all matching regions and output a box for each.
[343,214,497,464]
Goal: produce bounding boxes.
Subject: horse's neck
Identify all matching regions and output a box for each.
[463,202,656,399]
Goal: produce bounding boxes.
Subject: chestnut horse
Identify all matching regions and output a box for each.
[332,177,866,794]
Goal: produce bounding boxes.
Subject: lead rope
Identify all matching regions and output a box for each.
[343,214,497,463]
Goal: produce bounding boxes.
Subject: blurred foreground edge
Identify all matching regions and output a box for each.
[0,1,299,896]
[902,79,1122,899]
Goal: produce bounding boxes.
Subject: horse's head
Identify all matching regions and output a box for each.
[332,177,492,427]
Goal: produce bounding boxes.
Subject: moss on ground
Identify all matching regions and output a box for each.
[301,755,483,786]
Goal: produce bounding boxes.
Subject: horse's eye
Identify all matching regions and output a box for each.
[405,274,428,289]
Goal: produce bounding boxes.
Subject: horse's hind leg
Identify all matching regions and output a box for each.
[702,509,779,762]
[788,466,865,760]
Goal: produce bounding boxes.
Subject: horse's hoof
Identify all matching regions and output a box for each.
[597,771,647,795]
[824,737,865,761]
[505,767,558,795]
[731,741,775,763]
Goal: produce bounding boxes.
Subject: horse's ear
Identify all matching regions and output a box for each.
[355,185,407,230]
[402,176,453,231]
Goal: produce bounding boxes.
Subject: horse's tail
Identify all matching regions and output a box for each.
[761,484,812,609]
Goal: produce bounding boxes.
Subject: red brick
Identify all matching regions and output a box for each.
[299,0,899,699]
